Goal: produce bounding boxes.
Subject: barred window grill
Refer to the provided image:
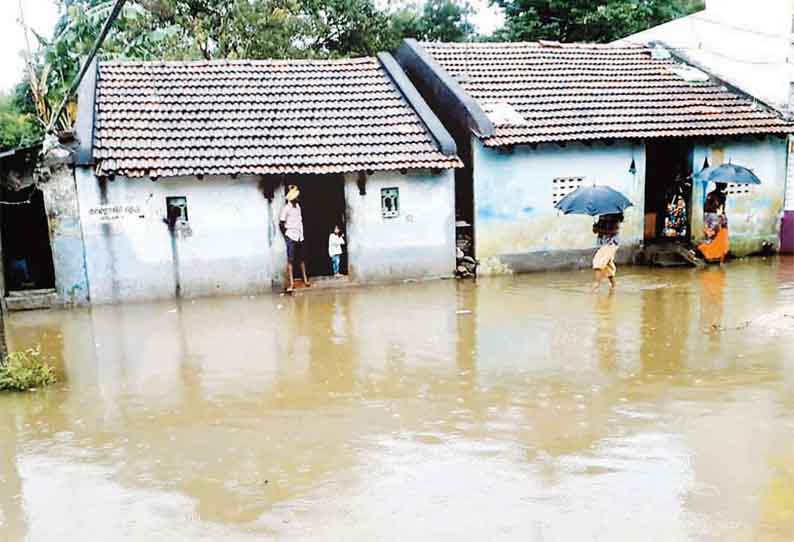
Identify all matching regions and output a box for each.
[381,187,399,219]
[726,183,752,196]
[552,177,585,206]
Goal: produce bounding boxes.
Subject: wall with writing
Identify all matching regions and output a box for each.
[75,169,276,303]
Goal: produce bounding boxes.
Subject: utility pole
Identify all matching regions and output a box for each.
[46,0,128,135]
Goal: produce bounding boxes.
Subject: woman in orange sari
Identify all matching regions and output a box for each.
[697,183,729,263]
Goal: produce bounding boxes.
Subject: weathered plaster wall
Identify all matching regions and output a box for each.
[780,136,794,253]
[343,169,455,282]
[691,136,787,256]
[41,166,89,305]
[471,138,646,273]
[76,169,281,303]
[784,136,794,213]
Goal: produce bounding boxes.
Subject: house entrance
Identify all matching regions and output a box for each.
[1,186,56,292]
[293,176,347,278]
[644,139,693,243]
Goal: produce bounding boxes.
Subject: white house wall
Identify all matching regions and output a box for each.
[343,170,455,282]
[76,169,280,303]
[472,138,645,274]
[691,136,788,256]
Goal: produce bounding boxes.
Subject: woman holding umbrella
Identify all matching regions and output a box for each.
[592,213,624,291]
[691,163,761,264]
[554,184,633,292]
[695,183,729,263]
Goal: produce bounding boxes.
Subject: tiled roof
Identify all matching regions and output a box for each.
[420,42,794,147]
[93,57,461,178]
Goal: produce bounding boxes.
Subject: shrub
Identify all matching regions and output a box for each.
[0,346,57,392]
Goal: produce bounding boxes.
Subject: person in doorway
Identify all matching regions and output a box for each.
[328,225,345,277]
[8,254,31,290]
[696,183,729,264]
[592,213,623,292]
[279,185,310,292]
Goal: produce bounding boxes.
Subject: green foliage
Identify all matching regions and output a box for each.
[418,0,475,42]
[383,0,476,50]
[493,0,706,43]
[302,0,395,57]
[0,346,57,392]
[136,0,304,59]
[0,93,42,151]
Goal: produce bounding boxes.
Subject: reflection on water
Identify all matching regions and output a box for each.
[3,257,794,541]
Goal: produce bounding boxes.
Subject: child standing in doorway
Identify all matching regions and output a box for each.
[328,225,345,276]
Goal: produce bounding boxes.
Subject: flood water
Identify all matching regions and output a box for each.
[3,258,794,541]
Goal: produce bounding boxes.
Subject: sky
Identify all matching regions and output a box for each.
[2,0,62,93]
[0,0,505,94]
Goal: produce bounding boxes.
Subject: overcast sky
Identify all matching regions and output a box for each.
[2,0,61,92]
[1,0,504,93]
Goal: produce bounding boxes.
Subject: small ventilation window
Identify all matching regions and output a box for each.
[552,177,585,206]
[166,196,188,227]
[381,187,399,219]
[726,183,752,196]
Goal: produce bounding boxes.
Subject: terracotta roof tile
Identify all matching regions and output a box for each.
[94,57,461,178]
[420,42,794,146]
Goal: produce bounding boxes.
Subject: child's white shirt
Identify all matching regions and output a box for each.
[328,233,345,257]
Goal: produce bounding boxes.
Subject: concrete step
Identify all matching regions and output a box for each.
[638,242,705,268]
[5,289,57,311]
[7,288,56,298]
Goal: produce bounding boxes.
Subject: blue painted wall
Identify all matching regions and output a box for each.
[471,138,645,273]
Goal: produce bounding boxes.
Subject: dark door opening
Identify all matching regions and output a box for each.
[1,186,56,291]
[644,139,693,243]
[293,176,347,278]
[455,137,475,261]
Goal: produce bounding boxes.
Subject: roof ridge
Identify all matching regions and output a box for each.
[99,57,377,67]
[420,41,648,50]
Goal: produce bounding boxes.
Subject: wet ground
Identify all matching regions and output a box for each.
[3,257,794,541]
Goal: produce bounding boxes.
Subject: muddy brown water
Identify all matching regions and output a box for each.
[3,258,794,541]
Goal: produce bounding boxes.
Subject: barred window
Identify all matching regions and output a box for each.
[552,177,585,206]
[381,187,399,219]
[726,183,752,196]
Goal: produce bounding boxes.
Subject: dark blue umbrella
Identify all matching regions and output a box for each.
[555,185,633,216]
[693,163,761,185]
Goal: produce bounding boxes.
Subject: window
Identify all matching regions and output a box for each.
[726,183,752,196]
[166,196,188,227]
[552,177,584,206]
[381,187,399,219]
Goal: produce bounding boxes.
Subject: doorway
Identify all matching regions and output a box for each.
[1,186,56,291]
[292,176,347,278]
[644,139,693,243]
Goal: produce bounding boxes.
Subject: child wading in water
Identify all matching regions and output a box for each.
[328,225,345,276]
[592,213,623,292]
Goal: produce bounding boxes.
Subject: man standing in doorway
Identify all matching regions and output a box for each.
[279,185,311,292]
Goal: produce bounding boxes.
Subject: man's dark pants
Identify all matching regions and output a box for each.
[286,238,305,265]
